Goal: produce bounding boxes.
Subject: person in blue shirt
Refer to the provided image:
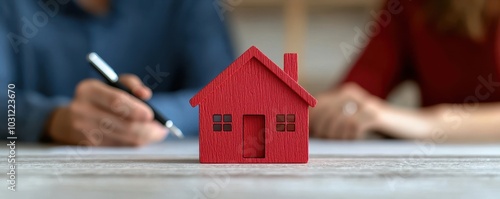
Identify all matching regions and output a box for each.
[0,0,234,146]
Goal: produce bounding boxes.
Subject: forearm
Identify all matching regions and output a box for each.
[0,91,70,142]
[435,103,500,142]
[374,103,500,143]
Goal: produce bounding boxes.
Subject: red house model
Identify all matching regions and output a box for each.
[190,46,317,163]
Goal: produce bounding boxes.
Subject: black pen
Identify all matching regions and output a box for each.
[86,52,184,139]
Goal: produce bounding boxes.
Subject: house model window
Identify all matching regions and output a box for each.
[213,114,232,132]
[276,114,295,132]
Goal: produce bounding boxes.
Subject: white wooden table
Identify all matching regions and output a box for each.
[1,139,499,199]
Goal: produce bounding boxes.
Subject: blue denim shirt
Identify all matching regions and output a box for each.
[0,0,234,141]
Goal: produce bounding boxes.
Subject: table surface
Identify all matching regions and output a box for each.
[1,139,499,199]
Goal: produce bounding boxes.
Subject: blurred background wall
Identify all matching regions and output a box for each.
[226,0,419,107]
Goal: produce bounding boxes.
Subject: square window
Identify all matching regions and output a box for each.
[213,114,222,122]
[287,124,295,131]
[223,124,232,131]
[223,114,232,122]
[276,114,285,122]
[287,114,295,122]
[276,124,285,132]
[213,124,222,131]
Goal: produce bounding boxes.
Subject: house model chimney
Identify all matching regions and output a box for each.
[284,53,298,82]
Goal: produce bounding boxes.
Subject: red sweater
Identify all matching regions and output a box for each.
[343,0,500,107]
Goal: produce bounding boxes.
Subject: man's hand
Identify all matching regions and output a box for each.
[46,74,168,146]
[310,83,382,140]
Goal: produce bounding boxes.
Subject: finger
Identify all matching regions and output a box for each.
[75,121,125,147]
[314,104,339,138]
[123,121,168,146]
[310,94,338,125]
[92,135,126,147]
[310,107,325,137]
[347,103,370,140]
[341,118,355,140]
[351,124,364,140]
[119,74,152,100]
[88,107,167,146]
[352,115,369,140]
[313,94,356,138]
[77,79,153,121]
[339,82,369,98]
[95,109,167,146]
[325,115,345,139]
[68,103,137,147]
[76,105,136,146]
[310,96,330,124]
[147,122,169,143]
[317,104,344,139]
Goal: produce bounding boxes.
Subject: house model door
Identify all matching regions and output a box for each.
[243,115,265,158]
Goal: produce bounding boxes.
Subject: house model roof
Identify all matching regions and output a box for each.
[190,46,317,107]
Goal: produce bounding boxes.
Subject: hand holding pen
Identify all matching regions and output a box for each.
[87,52,184,139]
[44,55,181,146]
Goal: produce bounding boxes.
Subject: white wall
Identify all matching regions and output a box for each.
[229,6,374,94]
[228,5,419,107]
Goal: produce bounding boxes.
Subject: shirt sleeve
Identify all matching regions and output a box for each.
[341,0,414,98]
[148,0,234,137]
[0,8,71,142]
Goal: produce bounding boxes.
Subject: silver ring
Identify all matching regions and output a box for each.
[342,101,358,116]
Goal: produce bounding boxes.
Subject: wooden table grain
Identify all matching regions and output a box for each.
[1,139,499,199]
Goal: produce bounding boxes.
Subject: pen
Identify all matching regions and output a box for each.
[86,52,184,139]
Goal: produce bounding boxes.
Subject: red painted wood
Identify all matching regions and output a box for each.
[190,46,316,107]
[284,53,298,81]
[243,115,266,158]
[190,46,317,164]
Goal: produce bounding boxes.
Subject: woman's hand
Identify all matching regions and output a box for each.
[310,83,383,140]
[310,83,440,140]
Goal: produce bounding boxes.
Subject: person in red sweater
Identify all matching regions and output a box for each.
[310,0,500,142]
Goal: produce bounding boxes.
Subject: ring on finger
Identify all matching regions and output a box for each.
[342,101,358,116]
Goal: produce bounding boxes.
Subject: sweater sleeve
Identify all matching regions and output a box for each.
[148,0,234,137]
[341,0,414,98]
[0,11,70,142]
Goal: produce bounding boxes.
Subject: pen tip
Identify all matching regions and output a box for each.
[168,124,184,139]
